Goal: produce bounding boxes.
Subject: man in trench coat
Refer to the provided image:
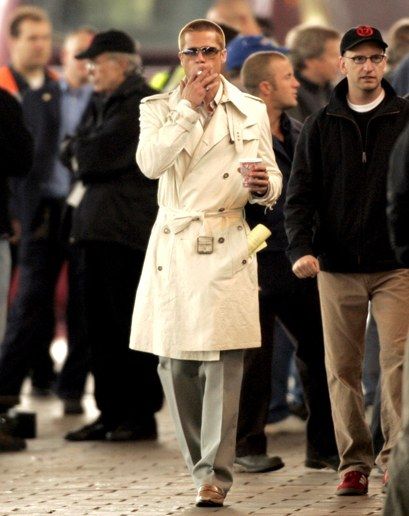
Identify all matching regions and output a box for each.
[130,19,282,508]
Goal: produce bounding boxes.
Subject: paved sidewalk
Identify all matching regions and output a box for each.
[0,392,385,515]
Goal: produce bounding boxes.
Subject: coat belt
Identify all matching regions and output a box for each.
[159,206,243,235]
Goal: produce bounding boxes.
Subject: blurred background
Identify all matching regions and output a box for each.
[1,0,408,75]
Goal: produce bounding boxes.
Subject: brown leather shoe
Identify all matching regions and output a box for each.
[195,484,225,507]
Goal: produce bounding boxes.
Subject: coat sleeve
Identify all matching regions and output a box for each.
[284,114,320,264]
[136,97,200,179]
[248,103,282,208]
[387,122,409,266]
[0,90,33,177]
[67,98,138,183]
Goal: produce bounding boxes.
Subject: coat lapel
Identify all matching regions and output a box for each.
[189,105,229,169]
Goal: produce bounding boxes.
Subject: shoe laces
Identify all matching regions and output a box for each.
[341,471,368,486]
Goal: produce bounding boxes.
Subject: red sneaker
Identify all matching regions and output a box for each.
[336,471,368,496]
[382,470,389,493]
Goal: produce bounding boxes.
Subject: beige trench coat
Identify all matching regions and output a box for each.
[130,77,282,358]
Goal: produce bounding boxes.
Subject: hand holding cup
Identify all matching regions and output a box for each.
[239,158,269,195]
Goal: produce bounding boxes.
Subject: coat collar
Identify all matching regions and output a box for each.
[168,76,258,167]
[168,75,255,118]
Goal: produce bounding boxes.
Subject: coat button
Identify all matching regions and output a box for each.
[242,259,247,265]
[237,225,243,231]
[163,227,170,234]
[218,207,225,212]
[223,173,229,179]
[157,266,163,271]
[218,237,225,243]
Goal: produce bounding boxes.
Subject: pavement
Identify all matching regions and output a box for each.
[0,387,386,516]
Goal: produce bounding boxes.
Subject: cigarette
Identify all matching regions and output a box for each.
[197,70,202,76]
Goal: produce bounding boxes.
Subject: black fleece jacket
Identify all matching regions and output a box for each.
[284,78,409,273]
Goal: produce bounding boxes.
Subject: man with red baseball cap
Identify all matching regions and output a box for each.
[285,25,409,496]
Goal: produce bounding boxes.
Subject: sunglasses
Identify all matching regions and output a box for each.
[179,46,222,58]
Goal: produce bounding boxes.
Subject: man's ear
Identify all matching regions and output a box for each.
[339,55,348,76]
[221,49,227,65]
[258,80,271,96]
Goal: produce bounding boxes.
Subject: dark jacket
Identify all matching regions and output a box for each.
[62,74,158,251]
[387,121,409,266]
[287,72,333,122]
[0,87,33,236]
[246,113,302,253]
[285,78,409,273]
[13,81,63,235]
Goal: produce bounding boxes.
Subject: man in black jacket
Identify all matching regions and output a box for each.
[236,50,338,473]
[285,26,409,496]
[384,121,409,515]
[63,30,163,442]
[0,87,33,451]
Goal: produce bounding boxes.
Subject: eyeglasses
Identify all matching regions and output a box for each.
[179,46,222,58]
[344,54,386,65]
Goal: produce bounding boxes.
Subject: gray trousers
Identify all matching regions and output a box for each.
[0,240,11,343]
[158,350,244,492]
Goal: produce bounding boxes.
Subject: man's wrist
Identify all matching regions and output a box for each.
[180,99,199,110]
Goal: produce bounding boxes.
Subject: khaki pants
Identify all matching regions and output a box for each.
[317,269,409,475]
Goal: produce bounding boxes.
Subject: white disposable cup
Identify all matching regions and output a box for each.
[239,158,262,187]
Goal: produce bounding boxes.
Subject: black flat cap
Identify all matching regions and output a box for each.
[75,29,137,59]
[340,25,387,54]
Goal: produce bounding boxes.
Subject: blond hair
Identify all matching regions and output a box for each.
[241,51,288,95]
[178,19,225,50]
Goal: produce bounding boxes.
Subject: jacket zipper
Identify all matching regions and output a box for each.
[325,113,366,265]
[327,109,400,266]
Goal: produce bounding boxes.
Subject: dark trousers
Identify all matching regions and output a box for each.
[81,241,163,426]
[236,251,338,460]
[0,200,89,407]
[55,245,91,400]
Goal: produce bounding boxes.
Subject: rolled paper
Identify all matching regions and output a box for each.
[247,224,271,255]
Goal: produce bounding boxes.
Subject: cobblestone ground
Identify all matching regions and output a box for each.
[0,391,385,515]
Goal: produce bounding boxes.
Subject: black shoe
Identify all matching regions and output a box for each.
[65,418,109,441]
[31,385,53,397]
[235,454,285,473]
[288,401,308,421]
[305,454,340,471]
[105,419,157,441]
[0,431,26,452]
[63,399,84,415]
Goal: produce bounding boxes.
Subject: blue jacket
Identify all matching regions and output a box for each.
[13,81,63,235]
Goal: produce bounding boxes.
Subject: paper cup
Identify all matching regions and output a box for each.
[239,158,262,187]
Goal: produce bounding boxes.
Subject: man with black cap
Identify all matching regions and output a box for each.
[284,25,409,496]
[62,30,163,442]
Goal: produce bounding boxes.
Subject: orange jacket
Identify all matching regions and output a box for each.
[0,65,59,97]
[0,66,19,95]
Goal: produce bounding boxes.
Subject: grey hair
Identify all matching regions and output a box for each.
[106,52,142,76]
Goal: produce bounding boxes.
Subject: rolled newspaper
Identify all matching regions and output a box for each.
[247,224,271,255]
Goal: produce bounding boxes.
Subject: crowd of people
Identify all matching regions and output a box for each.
[0,0,409,513]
